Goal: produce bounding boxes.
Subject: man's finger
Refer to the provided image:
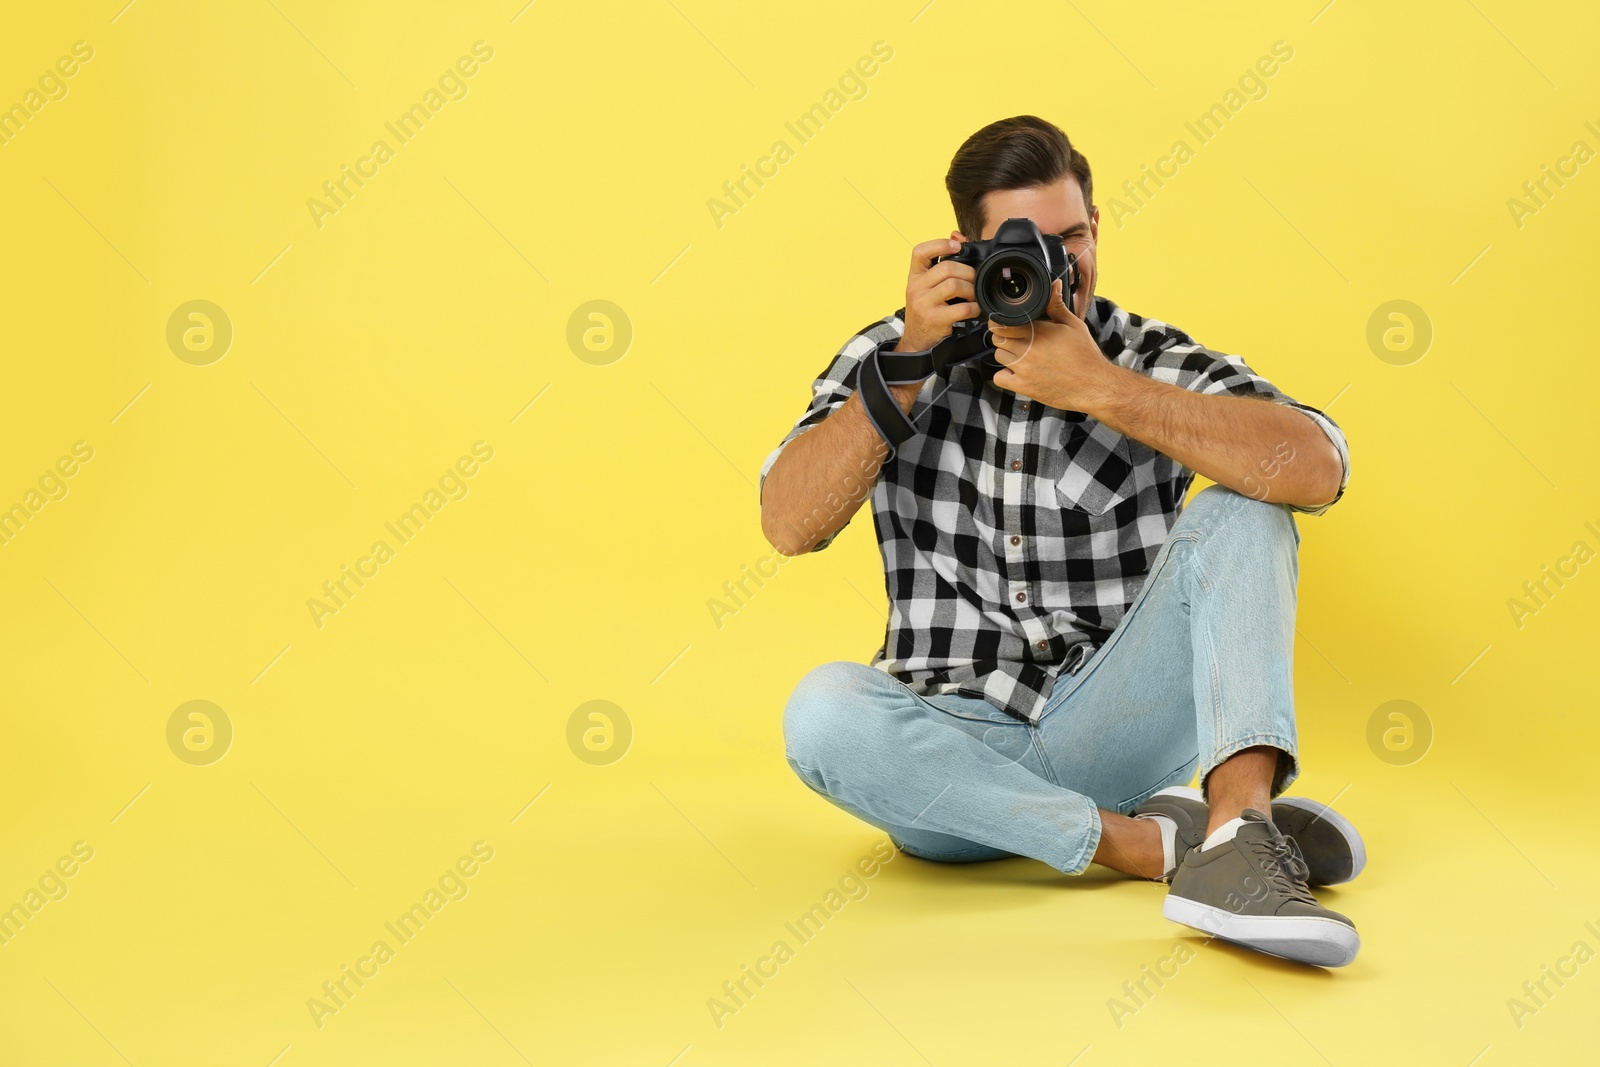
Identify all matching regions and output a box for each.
[923,259,977,284]
[934,302,980,325]
[926,275,976,303]
[911,238,961,275]
[1044,279,1076,325]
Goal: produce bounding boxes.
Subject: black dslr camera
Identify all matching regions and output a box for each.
[860,220,1083,450]
[937,217,1079,327]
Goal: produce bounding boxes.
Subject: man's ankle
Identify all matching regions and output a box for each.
[1094,811,1167,879]
[1205,800,1267,837]
[1202,746,1278,835]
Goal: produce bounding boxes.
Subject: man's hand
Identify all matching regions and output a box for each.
[987,278,1116,412]
[898,237,979,354]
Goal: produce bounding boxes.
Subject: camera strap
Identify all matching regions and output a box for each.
[858,321,995,456]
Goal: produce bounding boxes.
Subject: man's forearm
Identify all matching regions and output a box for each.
[1082,365,1343,508]
[760,382,921,555]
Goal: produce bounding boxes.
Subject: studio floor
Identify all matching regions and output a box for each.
[4,709,1596,1065]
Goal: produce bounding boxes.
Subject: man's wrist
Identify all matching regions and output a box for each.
[876,334,932,411]
[1079,363,1145,427]
[889,380,923,411]
[894,334,935,353]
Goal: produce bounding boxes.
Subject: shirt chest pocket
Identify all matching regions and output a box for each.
[1050,415,1139,515]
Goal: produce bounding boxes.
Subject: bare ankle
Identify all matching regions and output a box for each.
[1203,746,1279,835]
[1093,811,1166,880]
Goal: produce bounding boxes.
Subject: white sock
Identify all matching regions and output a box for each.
[1200,816,1247,851]
[1136,813,1178,874]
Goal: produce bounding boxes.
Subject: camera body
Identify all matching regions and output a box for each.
[937,217,1079,327]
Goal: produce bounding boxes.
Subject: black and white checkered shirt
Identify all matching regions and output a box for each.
[760,295,1351,724]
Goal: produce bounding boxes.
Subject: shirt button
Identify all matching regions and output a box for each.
[1010,459,1022,472]
[1015,591,1027,603]
[1020,401,1031,411]
[1037,639,1049,651]
[1010,535,1021,546]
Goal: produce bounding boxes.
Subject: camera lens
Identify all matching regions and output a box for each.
[977,252,1049,325]
[988,263,1034,308]
[997,268,1029,303]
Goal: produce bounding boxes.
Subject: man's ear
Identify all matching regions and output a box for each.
[1089,206,1099,242]
[951,229,968,243]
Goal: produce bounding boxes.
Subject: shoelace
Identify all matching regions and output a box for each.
[1252,833,1317,904]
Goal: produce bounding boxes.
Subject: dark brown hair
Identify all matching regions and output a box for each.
[944,115,1093,240]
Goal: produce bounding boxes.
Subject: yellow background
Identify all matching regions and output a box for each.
[1,0,1596,1063]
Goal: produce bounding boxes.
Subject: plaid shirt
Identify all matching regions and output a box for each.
[760,294,1351,724]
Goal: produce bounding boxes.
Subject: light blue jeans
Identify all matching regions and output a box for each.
[782,484,1303,876]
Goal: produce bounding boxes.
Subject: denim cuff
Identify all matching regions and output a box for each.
[1199,732,1300,801]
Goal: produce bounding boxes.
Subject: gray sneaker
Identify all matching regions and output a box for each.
[1131,787,1210,883]
[1271,796,1366,886]
[1163,808,1360,968]
[1154,786,1365,887]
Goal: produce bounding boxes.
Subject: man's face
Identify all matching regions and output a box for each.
[954,177,1100,321]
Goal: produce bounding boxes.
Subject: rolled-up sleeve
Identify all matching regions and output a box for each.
[1126,328,1351,516]
[759,311,905,551]
[1266,400,1349,516]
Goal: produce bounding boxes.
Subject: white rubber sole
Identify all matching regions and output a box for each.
[1163,894,1361,968]
[1273,794,1367,883]
[1156,786,1366,884]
